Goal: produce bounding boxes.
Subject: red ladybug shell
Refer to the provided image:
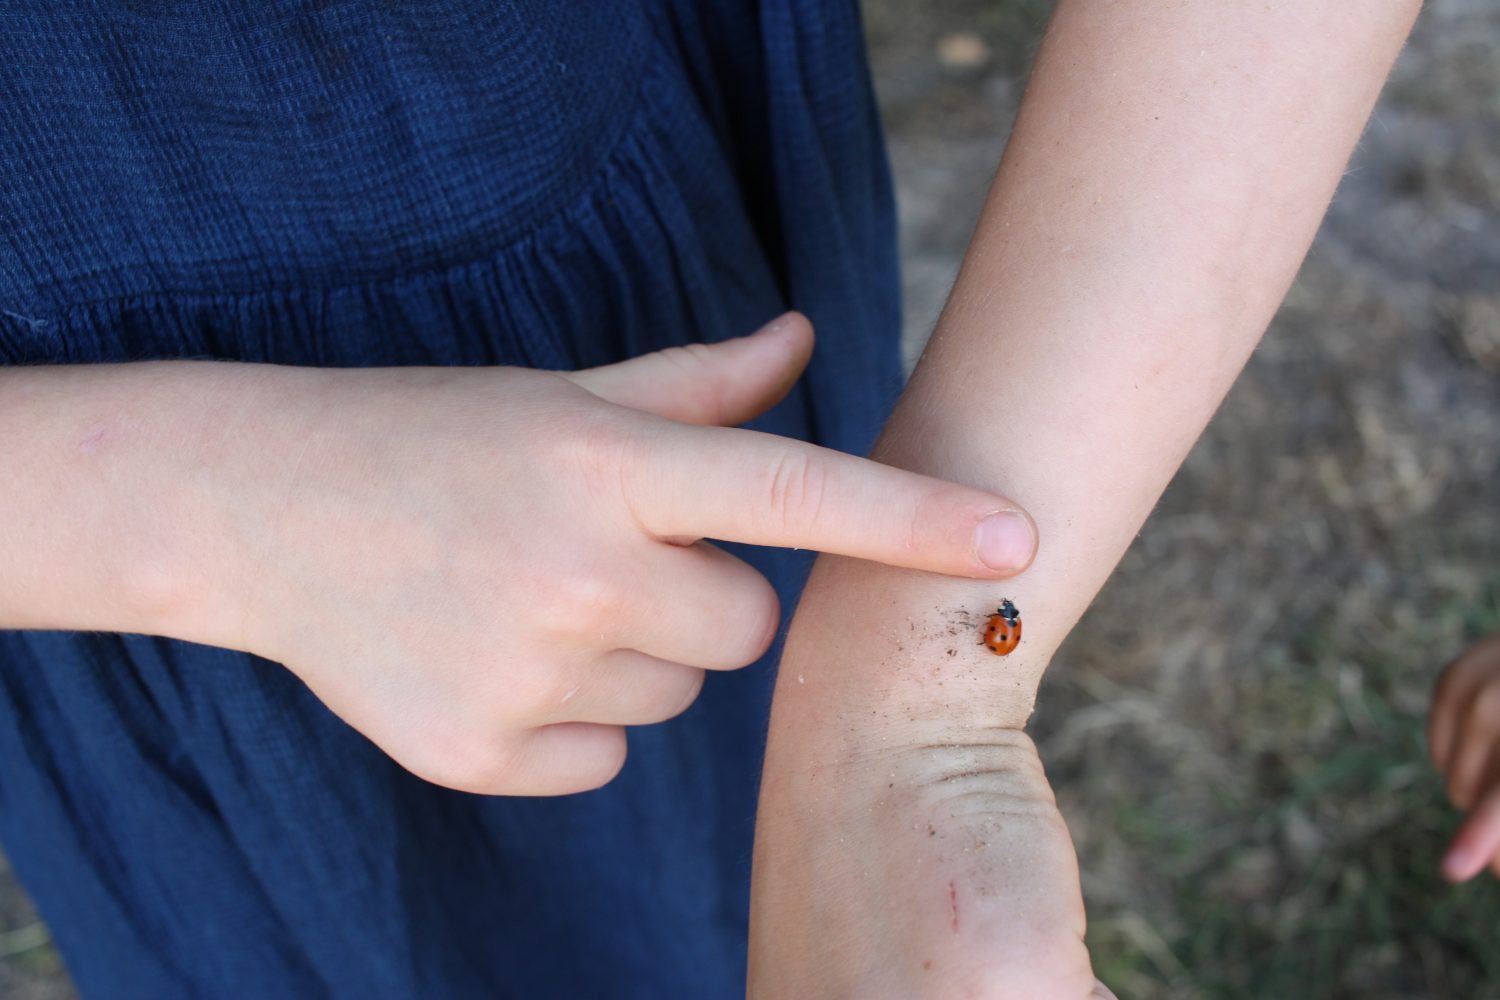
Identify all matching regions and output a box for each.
[982,602,1021,656]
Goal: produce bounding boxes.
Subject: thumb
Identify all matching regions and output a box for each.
[559,312,814,426]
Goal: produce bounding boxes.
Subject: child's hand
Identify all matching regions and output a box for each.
[1429,634,1500,880]
[179,312,1036,797]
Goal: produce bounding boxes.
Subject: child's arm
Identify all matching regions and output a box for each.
[750,1,1422,995]
[1431,635,1500,881]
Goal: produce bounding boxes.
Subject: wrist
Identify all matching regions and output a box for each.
[0,360,284,642]
[117,362,319,653]
[777,553,1053,743]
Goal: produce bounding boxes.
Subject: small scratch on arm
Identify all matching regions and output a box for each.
[79,423,110,455]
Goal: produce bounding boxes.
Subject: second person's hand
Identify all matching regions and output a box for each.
[170,312,1036,795]
[1430,634,1500,880]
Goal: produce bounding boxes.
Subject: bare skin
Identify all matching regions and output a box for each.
[0,312,1039,796]
[750,2,1422,996]
[1429,634,1500,881]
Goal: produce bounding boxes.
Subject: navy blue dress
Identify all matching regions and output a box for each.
[0,3,901,996]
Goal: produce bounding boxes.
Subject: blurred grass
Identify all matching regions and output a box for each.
[1087,579,1500,999]
[0,851,68,1000]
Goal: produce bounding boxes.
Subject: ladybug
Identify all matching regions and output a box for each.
[981,599,1021,656]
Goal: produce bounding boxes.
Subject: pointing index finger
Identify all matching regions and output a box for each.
[625,422,1037,578]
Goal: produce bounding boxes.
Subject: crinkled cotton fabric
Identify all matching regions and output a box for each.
[0,2,901,996]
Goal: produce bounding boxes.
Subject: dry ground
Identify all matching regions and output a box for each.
[3,2,1497,997]
[867,1,1500,997]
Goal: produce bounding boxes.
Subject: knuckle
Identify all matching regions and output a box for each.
[538,568,625,631]
[549,407,633,505]
[510,666,581,723]
[764,450,828,535]
[472,650,559,723]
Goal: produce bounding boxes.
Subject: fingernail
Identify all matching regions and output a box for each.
[974,511,1036,573]
[756,313,792,337]
[1442,844,1474,881]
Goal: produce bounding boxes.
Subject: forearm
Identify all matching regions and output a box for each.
[781,1,1420,730]
[0,362,285,642]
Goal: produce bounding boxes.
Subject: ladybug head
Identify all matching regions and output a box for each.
[996,599,1019,622]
